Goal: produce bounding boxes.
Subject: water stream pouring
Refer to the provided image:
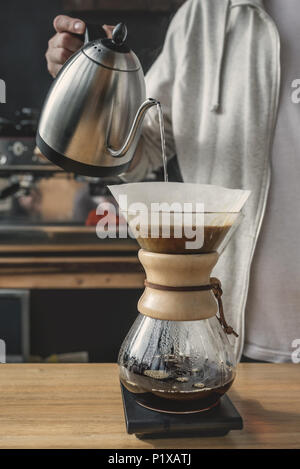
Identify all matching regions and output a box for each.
[36,23,159,177]
[109,182,250,413]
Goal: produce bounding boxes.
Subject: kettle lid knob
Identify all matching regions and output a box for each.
[112,23,128,45]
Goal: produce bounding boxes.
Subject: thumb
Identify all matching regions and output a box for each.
[54,15,85,34]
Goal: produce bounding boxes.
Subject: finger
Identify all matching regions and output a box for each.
[46,46,73,67]
[102,24,115,39]
[48,61,62,79]
[53,15,85,34]
[51,32,83,52]
[46,60,56,78]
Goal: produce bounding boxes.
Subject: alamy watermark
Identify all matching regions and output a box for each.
[291,339,300,364]
[0,339,6,363]
[0,79,6,103]
[95,196,205,250]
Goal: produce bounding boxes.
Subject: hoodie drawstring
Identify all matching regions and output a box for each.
[211,0,231,112]
[211,0,263,113]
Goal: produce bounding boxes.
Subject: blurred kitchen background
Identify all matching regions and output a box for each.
[0,0,184,363]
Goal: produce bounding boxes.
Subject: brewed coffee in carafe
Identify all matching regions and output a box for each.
[109,182,250,413]
[119,315,236,413]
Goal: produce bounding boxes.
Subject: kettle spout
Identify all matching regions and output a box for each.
[107,98,159,158]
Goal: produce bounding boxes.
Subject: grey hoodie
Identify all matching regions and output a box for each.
[123,0,280,360]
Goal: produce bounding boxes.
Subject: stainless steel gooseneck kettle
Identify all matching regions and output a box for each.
[36,23,158,177]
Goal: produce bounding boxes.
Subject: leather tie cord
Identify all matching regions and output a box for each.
[210,277,239,337]
[144,277,238,337]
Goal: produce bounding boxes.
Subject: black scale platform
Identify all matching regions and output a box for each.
[121,384,243,439]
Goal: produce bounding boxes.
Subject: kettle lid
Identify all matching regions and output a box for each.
[83,23,141,72]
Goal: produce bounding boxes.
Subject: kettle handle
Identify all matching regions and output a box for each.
[75,23,107,44]
[84,24,107,43]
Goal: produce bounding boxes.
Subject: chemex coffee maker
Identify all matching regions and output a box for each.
[109,182,250,438]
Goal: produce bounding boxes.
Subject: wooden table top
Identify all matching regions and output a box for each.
[0,363,299,449]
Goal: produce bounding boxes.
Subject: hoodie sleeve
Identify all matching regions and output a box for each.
[121,0,191,182]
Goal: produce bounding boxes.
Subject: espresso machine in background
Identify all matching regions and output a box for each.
[0,107,123,224]
[0,108,39,169]
[0,108,60,218]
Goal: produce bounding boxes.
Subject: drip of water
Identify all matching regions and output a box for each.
[156,102,168,182]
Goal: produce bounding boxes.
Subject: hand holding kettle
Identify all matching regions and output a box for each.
[46,15,114,77]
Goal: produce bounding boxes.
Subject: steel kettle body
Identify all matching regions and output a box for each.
[37,24,158,177]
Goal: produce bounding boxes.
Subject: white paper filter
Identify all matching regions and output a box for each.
[108,182,251,214]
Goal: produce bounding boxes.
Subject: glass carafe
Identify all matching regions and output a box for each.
[118,314,236,414]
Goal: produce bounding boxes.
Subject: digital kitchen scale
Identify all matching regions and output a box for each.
[121,383,243,439]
